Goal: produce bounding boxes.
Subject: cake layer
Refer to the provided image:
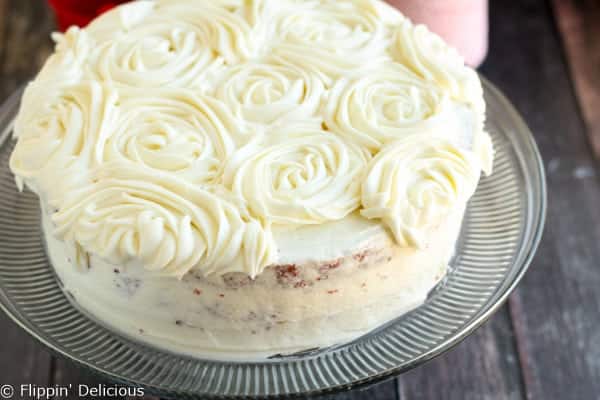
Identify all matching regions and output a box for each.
[46,207,464,360]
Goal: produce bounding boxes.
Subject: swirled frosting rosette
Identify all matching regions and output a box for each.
[84,0,271,88]
[10,82,119,202]
[361,135,481,248]
[36,27,93,85]
[89,14,221,88]
[223,125,370,225]
[93,25,218,89]
[213,58,325,126]
[325,64,452,152]
[269,0,389,83]
[52,164,277,278]
[389,19,493,174]
[151,0,268,63]
[102,89,238,185]
[390,19,485,114]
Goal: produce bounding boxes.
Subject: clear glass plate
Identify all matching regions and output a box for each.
[0,79,546,398]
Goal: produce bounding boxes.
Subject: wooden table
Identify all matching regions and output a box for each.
[1,1,599,399]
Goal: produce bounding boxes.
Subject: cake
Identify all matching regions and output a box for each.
[10,0,493,359]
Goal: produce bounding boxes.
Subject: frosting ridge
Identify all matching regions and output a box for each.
[223,124,370,225]
[361,134,481,248]
[52,163,277,278]
[325,63,452,152]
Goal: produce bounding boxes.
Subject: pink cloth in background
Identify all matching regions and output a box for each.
[387,0,489,67]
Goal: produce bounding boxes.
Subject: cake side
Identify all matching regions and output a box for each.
[45,205,465,359]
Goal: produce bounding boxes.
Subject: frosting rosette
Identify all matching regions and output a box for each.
[10,81,118,200]
[35,27,93,85]
[325,64,452,152]
[361,135,481,248]
[90,14,220,88]
[213,58,325,125]
[152,0,267,63]
[52,164,277,278]
[224,125,370,225]
[391,19,485,113]
[269,0,389,82]
[102,89,238,185]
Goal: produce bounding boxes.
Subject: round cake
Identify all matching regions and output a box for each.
[10,0,493,359]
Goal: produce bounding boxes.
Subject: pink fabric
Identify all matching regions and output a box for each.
[387,0,488,67]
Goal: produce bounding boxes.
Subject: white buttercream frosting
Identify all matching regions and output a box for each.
[391,19,484,113]
[52,164,277,278]
[10,81,119,202]
[10,0,492,278]
[223,124,370,225]
[267,0,390,83]
[325,63,452,152]
[361,134,481,248]
[103,89,240,185]
[213,58,325,126]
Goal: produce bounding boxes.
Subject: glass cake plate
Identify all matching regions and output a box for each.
[0,79,545,398]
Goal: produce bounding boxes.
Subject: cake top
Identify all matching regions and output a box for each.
[10,0,493,278]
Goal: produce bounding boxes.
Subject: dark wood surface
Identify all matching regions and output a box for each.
[0,0,599,399]
[552,0,600,159]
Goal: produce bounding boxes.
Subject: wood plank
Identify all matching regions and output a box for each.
[0,0,54,387]
[0,0,54,98]
[551,0,600,160]
[326,379,398,400]
[51,358,108,399]
[479,0,600,398]
[397,311,523,400]
[0,312,52,387]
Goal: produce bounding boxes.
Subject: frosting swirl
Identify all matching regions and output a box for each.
[91,16,220,88]
[52,164,277,278]
[35,27,93,85]
[391,19,485,113]
[213,58,325,125]
[224,125,370,225]
[325,64,451,152]
[103,89,237,185]
[361,135,481,248]
[153,0,266,63]
[270,0,389,82]
[10,82,118,200]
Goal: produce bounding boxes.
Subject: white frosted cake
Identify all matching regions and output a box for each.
[10,0,493,359]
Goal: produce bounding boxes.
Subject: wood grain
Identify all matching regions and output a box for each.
[0,312,52,387]
[51,358,110,400]
[397,312,523,400]
[324,379,398,400]
[551,0,600,160]
[482,0,600,399]
[0,0,54,98]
